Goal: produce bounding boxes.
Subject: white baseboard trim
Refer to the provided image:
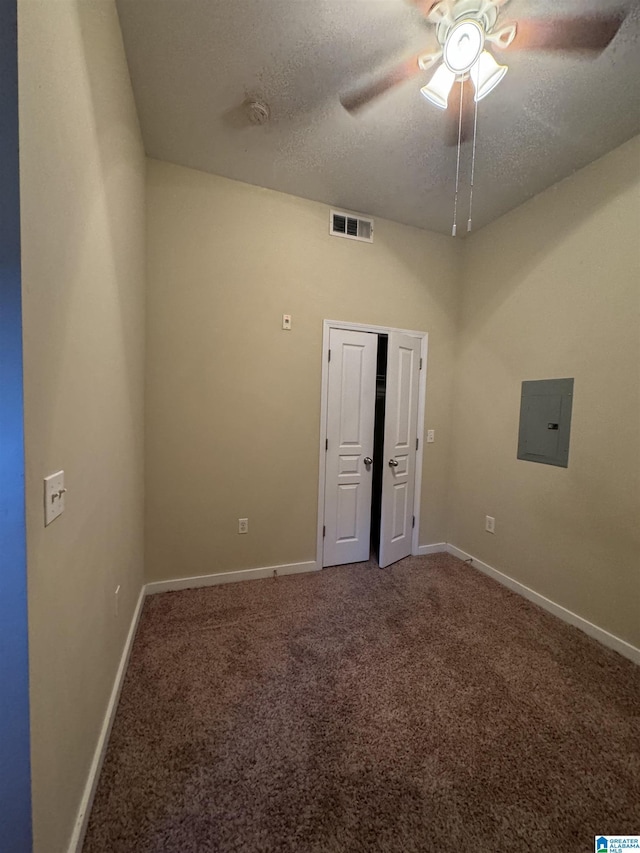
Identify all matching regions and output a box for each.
[145,560,319,596]
[415,543,447,556]
[446,544,640,666]
[67,585,146,853]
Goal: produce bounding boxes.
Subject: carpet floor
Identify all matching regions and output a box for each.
[83,554,640,852]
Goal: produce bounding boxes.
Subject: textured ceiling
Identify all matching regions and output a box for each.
[116,0,640,235]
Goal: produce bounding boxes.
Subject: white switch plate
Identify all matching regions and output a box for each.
[485,515,495,534]
[44,470,65,526]
[282,314,292,330]
[238,518,249,534]
[427,429,435,443]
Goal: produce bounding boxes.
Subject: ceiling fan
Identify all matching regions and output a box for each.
[340,0,624,144]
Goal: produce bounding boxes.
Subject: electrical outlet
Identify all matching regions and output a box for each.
[238,518,249,534]
[485,515,495,534]
[114,584,121,617]
[427,429,435,443]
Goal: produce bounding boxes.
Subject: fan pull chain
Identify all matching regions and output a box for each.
[467,88,479,233]
[451,76,465,238]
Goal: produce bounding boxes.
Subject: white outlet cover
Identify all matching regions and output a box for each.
[44,470,65,526]
[427,429,435,443]
[282,314,292,330]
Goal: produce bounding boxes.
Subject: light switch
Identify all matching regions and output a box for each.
[44,470,66,526]
[282,314,292,330]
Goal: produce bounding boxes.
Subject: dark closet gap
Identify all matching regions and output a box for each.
[370,334,387,561]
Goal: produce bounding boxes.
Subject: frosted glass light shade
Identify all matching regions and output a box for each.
[443,19,484,74]
[420,63,456,110]
[470,50,508,101]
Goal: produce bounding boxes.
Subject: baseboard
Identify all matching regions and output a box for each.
[416,543,447,555]
[67,585,146,853]
[446,544,640,666]
[145,560,319,595]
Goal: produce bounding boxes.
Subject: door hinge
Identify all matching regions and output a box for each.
[416,437,419,450]
[419,357,423,370]
[328,349,331,362]
[412,515,415,529]
[323,525,326,538]
[325,438,328,451]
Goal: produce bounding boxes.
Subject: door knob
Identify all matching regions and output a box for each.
[363,457,373,466]
[388,458,399,467]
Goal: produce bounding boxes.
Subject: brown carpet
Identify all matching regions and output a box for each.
[83,554,640,852]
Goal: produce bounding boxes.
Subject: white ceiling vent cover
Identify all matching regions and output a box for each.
[330,209,374,243]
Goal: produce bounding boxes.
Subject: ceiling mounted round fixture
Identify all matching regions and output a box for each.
[443,18,485,74]
[245,99,271,125]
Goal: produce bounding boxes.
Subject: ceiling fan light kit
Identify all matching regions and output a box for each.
[470,50,508,102]
[339,0,626,235]
[443,18,485,73]
[420,64,455,109]
[420,2,513,235]
[421,1,511,111]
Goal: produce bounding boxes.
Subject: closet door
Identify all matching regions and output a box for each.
[323,329,377,567]
[379,332,421,569]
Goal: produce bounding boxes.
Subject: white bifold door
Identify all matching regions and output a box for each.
[323,330,377,567]
[378,333,421,568]
[323,328,421,569]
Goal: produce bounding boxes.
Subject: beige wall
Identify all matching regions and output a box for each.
[146,160,460,581]
[448,135,640,648]
[17,14,638,842]
[19,2,145,851]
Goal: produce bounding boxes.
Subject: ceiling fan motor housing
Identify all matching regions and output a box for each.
[435,0,500,46]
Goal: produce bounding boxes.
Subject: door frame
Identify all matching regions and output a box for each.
[316,319,428,568]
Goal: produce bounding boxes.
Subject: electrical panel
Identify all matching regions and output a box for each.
[517,378,574,468]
